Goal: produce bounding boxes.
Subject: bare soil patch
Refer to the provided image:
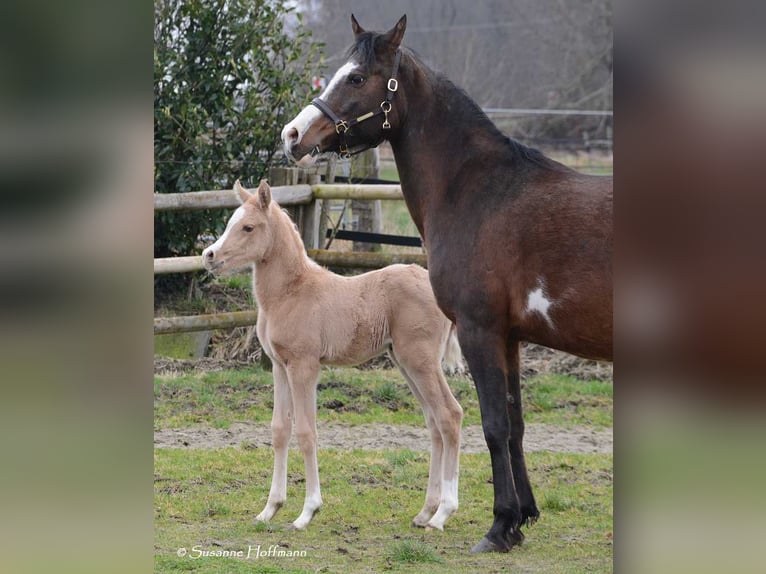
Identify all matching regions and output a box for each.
[154,421,611,454]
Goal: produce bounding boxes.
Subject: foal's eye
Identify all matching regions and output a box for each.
[349,74,366,86]
[243,225,254,233]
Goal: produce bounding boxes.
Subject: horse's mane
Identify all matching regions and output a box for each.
[349,34,568,173]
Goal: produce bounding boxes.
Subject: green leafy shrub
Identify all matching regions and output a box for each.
[154,0,323,285]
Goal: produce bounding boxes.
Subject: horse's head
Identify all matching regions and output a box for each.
[282,14,408,167]
[202,180,274,275]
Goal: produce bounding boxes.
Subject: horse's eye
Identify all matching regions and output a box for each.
[243,225,254,233]
[349,74,366,86]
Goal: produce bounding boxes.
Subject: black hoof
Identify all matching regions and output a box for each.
[471,536,508,553]
[471,529,524,554]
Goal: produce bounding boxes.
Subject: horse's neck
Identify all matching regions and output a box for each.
[390,74,504,234]
[252,212,311,309]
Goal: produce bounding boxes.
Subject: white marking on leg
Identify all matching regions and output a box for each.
[525,281,555,328]
[292,424,322,529]
[413,413,443,527]
[428,477,459,530]
[256,365,291,523]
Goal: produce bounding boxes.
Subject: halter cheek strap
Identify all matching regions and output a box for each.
[310,50,402,158]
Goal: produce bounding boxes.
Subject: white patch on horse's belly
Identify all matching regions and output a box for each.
[525,286,555,328]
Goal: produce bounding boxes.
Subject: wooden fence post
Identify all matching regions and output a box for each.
[350,149,382,252]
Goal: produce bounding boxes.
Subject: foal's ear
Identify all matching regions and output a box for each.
[382,14,407,50]
[234,179,251,204]
[350,13,365,38]
[256,179,271,209]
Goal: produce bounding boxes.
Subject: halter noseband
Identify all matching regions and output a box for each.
[310,50,402,158]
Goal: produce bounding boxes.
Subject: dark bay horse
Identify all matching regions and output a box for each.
[282,14,613,553]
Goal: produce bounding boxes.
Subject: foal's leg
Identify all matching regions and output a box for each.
[255,362,292,522]
[507,340,539,526]
[457,321,523,553]
[391,351,443,527]
[286,360,322,530]
[394,345,463,531]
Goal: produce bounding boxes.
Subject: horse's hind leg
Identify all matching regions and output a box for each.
[286,359,323,530]
[256,361,292,523]
[508,340,539,526]
[393,345,463,530]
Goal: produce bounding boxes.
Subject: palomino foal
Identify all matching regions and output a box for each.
[202,180,464,531]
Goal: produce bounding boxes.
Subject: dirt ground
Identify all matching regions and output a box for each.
[154,343,612,454]
[154,420,611,454]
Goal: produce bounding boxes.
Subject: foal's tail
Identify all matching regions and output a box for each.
[442,323,465,374]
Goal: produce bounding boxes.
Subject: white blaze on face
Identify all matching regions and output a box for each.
[281,60,358,166]
[525,281,555,328]
[205,206,246,258]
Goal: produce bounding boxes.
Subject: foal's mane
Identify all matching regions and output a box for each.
[270,203,317,270]
[349,33,568,173]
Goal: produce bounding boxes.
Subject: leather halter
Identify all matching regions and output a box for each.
[310,50,402,158]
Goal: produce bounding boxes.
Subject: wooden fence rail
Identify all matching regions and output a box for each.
[154,310,259,335]
[154,250,427,275]
[154,185,314,211]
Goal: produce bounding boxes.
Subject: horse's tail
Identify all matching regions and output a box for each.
[442,323,465,374]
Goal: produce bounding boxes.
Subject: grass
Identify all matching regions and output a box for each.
[154,366,612,430]
[154,448,612,573]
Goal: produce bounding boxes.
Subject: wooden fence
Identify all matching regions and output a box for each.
[154,174,426,336]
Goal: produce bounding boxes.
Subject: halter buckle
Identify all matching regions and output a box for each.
[335,120,349,134]
[387,78,399,92]
[380,101,392,130]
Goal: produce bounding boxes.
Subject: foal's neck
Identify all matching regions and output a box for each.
[252,208,313,309]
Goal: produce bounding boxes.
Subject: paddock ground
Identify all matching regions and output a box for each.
[154,346,612,573]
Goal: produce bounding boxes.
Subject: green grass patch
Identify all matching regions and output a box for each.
[387,539,444,564]
[155,367,611,430]
[154,448,612,573]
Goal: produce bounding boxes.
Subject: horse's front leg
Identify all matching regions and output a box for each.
[286,359,322,530]
[457,321,523,553]
[507,340,539,526]
[255,361,292,523]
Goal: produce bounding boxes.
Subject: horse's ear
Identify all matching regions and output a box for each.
[382,14,407,50]
[234,179,251,204]
[256,179,271,209]
[350,13,365,38]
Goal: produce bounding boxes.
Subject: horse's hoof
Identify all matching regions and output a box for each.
[471,536,508,553]
[471,530,524,553]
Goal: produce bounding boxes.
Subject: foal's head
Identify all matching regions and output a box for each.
[282,14,408,167]
[202,180,274,275]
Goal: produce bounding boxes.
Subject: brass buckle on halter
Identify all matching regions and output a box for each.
[335,119,349,134]
[380,101,392,130]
